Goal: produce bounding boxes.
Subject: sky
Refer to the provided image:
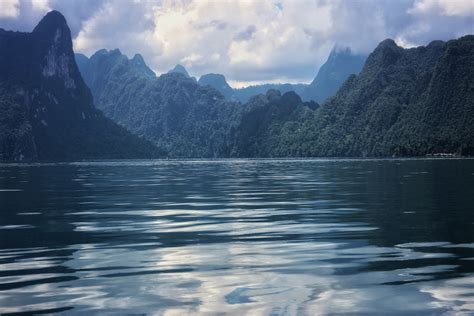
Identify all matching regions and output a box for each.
[0,0,473,87]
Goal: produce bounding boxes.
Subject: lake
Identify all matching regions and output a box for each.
[0,159,473,314]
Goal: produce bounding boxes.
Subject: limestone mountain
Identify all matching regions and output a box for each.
[167,64,190,77]
[198,73,236,100]
[301,47,367,103]
[0,10,160,161]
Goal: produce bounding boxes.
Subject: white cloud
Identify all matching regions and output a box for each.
[73,0,341,84]
[2,0,473,86]
[410,0,474,17]
[0,0,20,18]
[403,0,474,46]
[31,0,51,12]
[74,1,160,60]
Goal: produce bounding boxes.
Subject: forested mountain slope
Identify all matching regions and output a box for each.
[246,36,474,157]
[77,51,244,157]
[231,90,318,157]
[309,36,474,157]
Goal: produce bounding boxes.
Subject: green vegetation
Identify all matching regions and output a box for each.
[78,50,245,157]
[231,90,318,157]
[303,36,474,157]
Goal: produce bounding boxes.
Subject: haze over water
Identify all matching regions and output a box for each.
[0,159,473,314]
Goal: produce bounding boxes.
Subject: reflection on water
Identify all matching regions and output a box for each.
[0,159,473,314]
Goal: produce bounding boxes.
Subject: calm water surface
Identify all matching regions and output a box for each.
[0,159,473,314]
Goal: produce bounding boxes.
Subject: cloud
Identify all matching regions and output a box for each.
[0,0,20,18]
[31,0,50,12]
[74,1,159,59]
[1,0,473,86]
[410,0,474,17]
[0,0,103,36]
[404,0,474,45]
[234,25,257,41]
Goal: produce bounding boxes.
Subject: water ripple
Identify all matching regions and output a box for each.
[0,159,473,314]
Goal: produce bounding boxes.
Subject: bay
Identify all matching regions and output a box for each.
[0,159,473,314]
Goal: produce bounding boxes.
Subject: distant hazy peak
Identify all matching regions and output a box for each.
[168,64,189,77]
[301,44,367,103]
[132,53,145,64]
[327,46,365,62]
[199,73,227,83]
[329,46,352,57]
[89,48,123,60]
[198,73,230,89]
[92,48,108,56]
[131,53,155,78]
[198,73,235,99]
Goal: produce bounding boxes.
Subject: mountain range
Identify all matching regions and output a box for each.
[1,10,472,160]
[76,49,243,157]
